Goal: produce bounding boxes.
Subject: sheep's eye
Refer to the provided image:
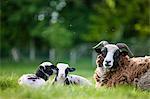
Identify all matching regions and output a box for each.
[45,66,51,70]
[56,68,59,71]
[95,48,101,53]
[101,47,107,57]
[66,68,69,72]
[65,69,69,76]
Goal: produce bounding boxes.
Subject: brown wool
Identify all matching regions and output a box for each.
[94,54,150,88]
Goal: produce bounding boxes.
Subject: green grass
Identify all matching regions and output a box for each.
[0,60,149,99]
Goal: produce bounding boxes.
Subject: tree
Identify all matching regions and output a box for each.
[0,0,48,59]
[84,0,150,42]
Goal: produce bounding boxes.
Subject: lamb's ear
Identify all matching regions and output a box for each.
[116,43,134,57]
[67,67,76,72]
[93,41,109,53]
[39,66,44,70]
[51,65,58,73]
[51,65,56,69]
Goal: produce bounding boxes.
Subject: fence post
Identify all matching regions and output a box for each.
[70,49,77,65]
[49,49,55,62]
[29,40,35,61]
[11,47,20,62]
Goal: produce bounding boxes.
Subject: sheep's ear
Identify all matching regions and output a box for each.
[51,65,58,73]
[93,41,109,53]
[116,43,134,57]
[39,66,44,70]
[51,65,57,69]
[67,67,76,72]
[94,49,102,54]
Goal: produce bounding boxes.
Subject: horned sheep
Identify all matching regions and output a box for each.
[93,41,150,90]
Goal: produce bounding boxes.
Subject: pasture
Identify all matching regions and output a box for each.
[0,60,149,99]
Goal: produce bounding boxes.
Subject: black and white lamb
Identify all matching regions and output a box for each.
[18,62,57,88]
[52,63,92,86]
[93,41,150,90]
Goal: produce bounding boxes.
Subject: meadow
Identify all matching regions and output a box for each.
[0,60,149,99]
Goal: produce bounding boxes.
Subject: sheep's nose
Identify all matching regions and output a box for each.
[105,60,111,66]
[60,74,64,77]
[105,60,111,64]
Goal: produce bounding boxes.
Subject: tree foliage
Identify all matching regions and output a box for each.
[0,0,149,54]
[84,0,150,42]
[32,23,73,49]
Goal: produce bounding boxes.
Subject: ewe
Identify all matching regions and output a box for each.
[93,41,150,90]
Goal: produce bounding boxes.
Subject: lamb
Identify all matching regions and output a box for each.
[52,63,92,86]
[18,62,57,88]
[93,41,150,90]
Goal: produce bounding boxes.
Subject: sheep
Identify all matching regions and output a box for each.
[18,62,57,88]
[93,41,150,89]
[52,63,92,86]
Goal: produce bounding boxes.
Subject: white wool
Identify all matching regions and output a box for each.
[67,75,92,86]
[57,63,69,71]
[103,44,119,69]
[40,62,52,66]
[18,74,45,88]
[40,62,53,69]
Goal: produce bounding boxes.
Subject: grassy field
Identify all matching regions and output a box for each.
[0,60,149,99]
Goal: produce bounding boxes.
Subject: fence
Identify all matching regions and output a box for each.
[0,44,97,66]
[1,41,150,66]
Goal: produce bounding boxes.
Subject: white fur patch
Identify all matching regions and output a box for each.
[40,62,53,67]
[18,74,45,88]
[56,63,69,80]
[68,75,92,86]
[103,44,119,68]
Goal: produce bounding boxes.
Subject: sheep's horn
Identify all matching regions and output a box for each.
[93,41,109,49]
[93,41,109,53]
[116,43,134,57]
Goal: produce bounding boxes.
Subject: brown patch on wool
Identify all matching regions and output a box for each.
[94,54,150,88]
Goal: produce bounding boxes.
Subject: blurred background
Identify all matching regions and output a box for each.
[0,0,150,66]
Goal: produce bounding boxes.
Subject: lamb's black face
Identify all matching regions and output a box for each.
[35,62,56,81]
[43,65,56,75]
